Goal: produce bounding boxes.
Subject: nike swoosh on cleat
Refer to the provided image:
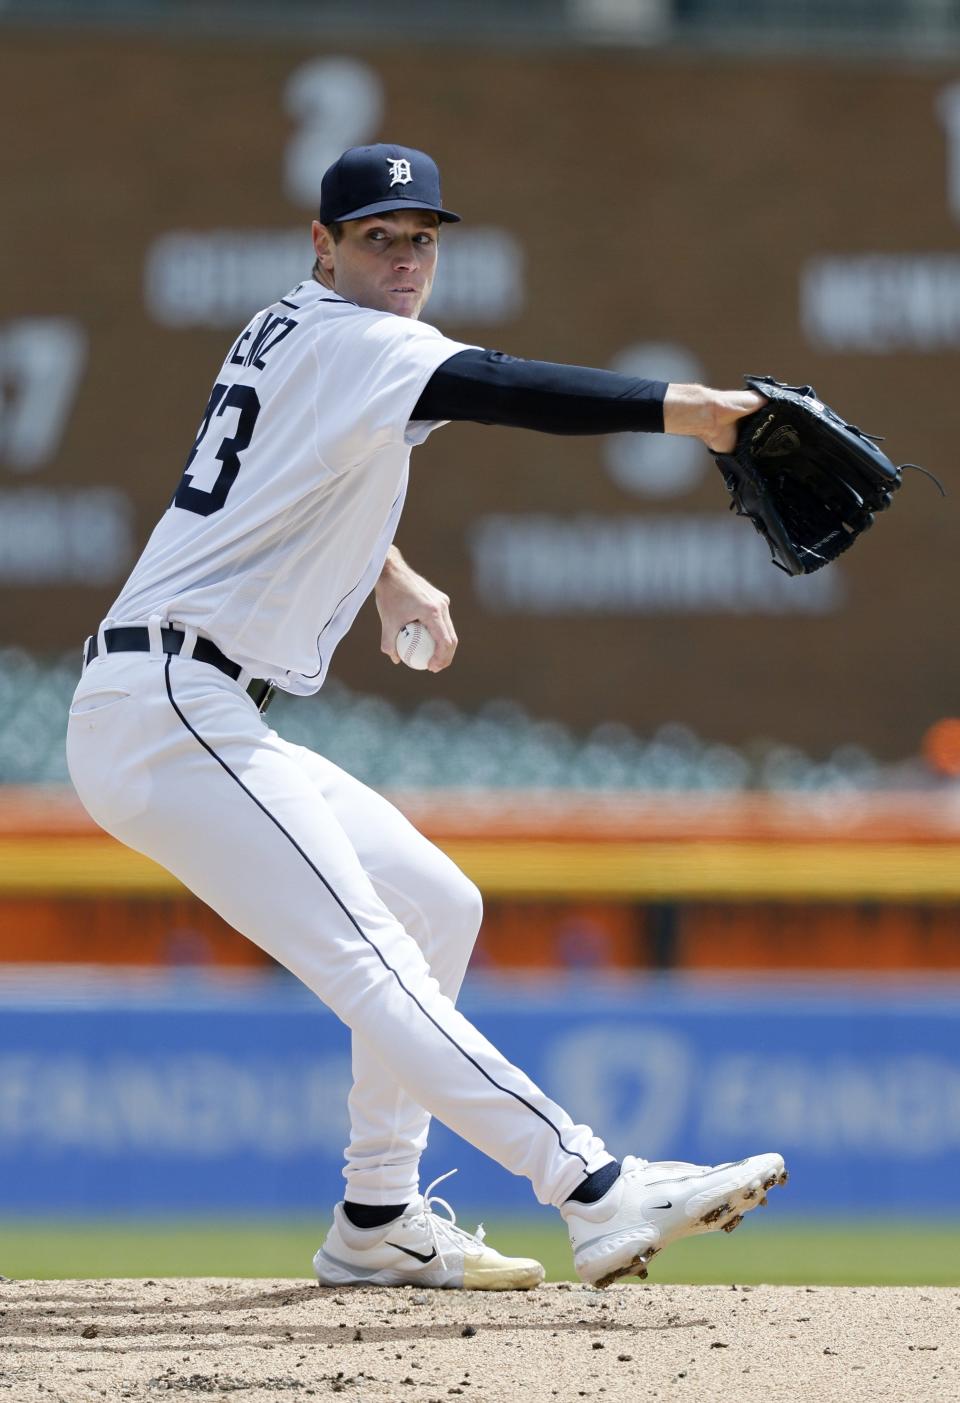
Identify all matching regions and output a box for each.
[649,1201,673,1210]
[386,1242,438,1264]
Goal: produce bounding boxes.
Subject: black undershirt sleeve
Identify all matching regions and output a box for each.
[411,348,667,436]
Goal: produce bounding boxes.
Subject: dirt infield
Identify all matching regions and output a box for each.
[1,1278,956,1402]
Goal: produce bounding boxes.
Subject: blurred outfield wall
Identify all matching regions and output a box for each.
[1,32,958,756]
[1,973,958,1216]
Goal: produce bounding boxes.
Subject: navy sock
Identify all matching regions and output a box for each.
[343,1201,408,1230]
[565,1161,621,1205]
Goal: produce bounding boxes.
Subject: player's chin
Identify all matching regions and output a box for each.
[384,287,426,318]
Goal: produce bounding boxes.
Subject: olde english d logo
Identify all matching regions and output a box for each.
[387,157,413,187]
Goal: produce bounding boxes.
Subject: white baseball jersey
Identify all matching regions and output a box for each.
[110,281,474,692]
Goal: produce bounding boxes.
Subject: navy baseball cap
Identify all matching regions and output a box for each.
[319,144,460,225]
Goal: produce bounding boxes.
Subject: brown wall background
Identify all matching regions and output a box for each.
[2,30,957,757]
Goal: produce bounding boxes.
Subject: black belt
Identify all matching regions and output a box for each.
[85,626,276,713]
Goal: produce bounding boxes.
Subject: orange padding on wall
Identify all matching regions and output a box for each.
[1,787,960,970]
[0,894,270,967]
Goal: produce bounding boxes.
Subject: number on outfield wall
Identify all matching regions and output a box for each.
[284,58,384,208]
[0,319,87,471]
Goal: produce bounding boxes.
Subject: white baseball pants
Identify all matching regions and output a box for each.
[66,648,613,1208]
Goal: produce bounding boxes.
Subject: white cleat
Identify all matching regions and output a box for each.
[562,1152,788,1289]
[313,1171,545,1291]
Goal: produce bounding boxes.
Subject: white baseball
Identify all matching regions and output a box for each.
[396,621,436,671]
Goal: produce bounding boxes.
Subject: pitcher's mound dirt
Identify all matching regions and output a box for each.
[1,1278,956,1402]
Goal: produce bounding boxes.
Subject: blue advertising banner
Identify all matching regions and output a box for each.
[1,973,957,1215]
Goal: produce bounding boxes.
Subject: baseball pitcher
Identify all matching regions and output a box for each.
[67,144,786,1291]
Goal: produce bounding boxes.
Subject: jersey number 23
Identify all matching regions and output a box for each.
[172,382,261,518]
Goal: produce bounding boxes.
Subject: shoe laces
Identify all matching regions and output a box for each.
[415,1169,487,1269]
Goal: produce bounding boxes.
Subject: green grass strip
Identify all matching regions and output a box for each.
[1,1218,957,1286]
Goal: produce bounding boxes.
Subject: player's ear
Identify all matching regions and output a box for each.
[312,220,337,273]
